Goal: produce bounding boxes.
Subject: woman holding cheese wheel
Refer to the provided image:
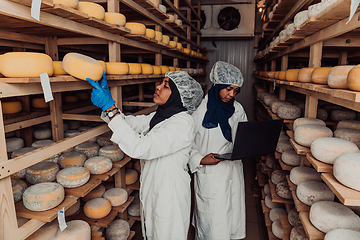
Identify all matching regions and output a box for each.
[189,61,247,240]
[87,71,203,240]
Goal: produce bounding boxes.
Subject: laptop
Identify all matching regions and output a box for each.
[215,119,284,160]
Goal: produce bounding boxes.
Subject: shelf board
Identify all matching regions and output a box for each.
[269,180,294,204]
[113,196,135,213]
[64,177,102,197]
[261,200,271,213]
[322,173,360,206]
[279,158,294,171]
[306,153,333,173]
[113,155,132,168]
[292,191,310,212]
[267,226,281,240]
[286,130,294,139]
[264,211,272,227]
[127,179,140,190]
[128,231,135,240]
[257,170,268,187]
[274,151,281,159]
[16,195,78,222]
[128,215,141,221]
[286,175,296,191]
[290,139,310,155]
[299,212,325,240]
[93,167,120,181]
[279,214,292,240]
[66,209,118,228]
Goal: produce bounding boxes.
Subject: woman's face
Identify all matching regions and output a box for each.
[153,77,172,105]
[219,85,239,103]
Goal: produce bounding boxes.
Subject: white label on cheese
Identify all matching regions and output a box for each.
[57,207,67,231]
[40,73,54,102]
[31,0,42,21]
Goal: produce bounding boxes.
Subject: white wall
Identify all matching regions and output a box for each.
[201,39,256,120]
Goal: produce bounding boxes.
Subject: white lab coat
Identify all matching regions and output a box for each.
[106,111,194,240]
[189,95,247,240]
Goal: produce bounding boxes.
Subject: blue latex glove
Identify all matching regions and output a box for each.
[86,72,116,112]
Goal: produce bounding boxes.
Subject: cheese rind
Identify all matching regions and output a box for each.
[159,66,170,74]
[272,220,284,239]
[6,137,24,153]
[324,229,360,240]
[33,128,52,140]
[311,67,332,84]
[26,162,60,184]
[293,118,326,131]
[125,22,146,35]
[56,167,90,188]
[269,208,287,222]
[288,208,302,227]
[337,120,360,130]
[105,62,129,75]
[58,151,86,168]
[281,149,301,166]
[53,61,67,75]
[327,65,355,89]
[271,170,287,185]
[145,29,155,38]
[347,65,360,91]
[12,179,27,203]
[141,64,154,74]
[331,109,356,122]
[334,128,360,147]
[77,2,105,20]
[1,101,22,114]
[106,219,130,240]
[285,69,300,82]
[53,0,78,8]
[296,180,334,206]
[62,53,103,81]
[277,105,301,120]
[128,63,142,75]
[290,166,322,185]
[161,35,170,44]
[82,184,105,202]
[154,31,163,41]
[333,153,360,191]
[276,181,293,200]
[294,124,333,147]
[276,140,293,153]
[265,195,284,209]
[128,198,140,217]
[54,220,91,240]
[99,145,124,162]
[65,199,80,217]
[83,198,112,219]
[32,98,49,108]
[290,226,308,240]
[125,169,139,185]
[298,68,316,83]
[84,156,113,174]
[104,12,126,26]
[75,142,99,158]
[27,220,59,240]
[103,188,128,206]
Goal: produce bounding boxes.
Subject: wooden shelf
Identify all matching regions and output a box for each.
[113,196,135,213]
[279,214,292,240]
[306,153,333,173]
[64,177,102,197]
[267,226,281,240]
[257,170,268,187]
[299,212,325,240]
[261,200,271,213]
[274,151,281,159]
[113,156,132,168]
[286,175,296,191]
[127,179,140,190]
[289,139,310,155]
[269,180,294,204]
[292,191,310,212]
[322,173,360,206]
[264,211,272,227]
[93,167,120,181]
[128,215,141,221]
[279,158,295,171]
[66,209,118,228]
[128,231,135,240]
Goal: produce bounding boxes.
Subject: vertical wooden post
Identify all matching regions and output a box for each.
[264,63,268,71]
[16,96,32,147]
[186,7,191,68]
[309,41,323,68]
[0,102,18,240]
[111,87,123,112]
[338,51,348,65]
[279,87,286,101]
[45,37,58,60]
[50,92,64,141]
[304,94,318,118]
[108,42,121,62]
[271,60,276,71]
[155,25,162,66]
[281,55,288,71]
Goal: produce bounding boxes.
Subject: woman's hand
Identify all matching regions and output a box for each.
[200,153,223,165]
[86,72,116,112]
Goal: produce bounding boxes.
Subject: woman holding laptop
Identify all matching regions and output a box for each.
[189,61,247,240]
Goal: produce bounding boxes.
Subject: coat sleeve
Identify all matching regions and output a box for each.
[108,113,194,160]
[122,113,155,134]
[188,103,205,173]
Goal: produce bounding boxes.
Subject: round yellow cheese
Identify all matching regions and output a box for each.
[175,67,181,71]
[62,53,103,81]
[12,179,27,203]
[103,188,128,206]
[23,182,65,211]
[84,198,112,219]
[176,42,182,50]
[82,184,105,202]
[53,0,78,8]
[125,161,133,169]
[274,71,280,79]
[145,29,155,38]
[164,14,175,23]
[53,61,67,75]
[168,66,175,71]
[54,220,91,240]
[191,50,196,56]
[278,71,286,80]
[104,12,126,26]
[311,67,332,84]
[1,52,53,78]
[97,60,106,71]
[154,31,163,41]
[347,65,360,91]
[84,156,113,174]
[134,160,141,173]
[106,62,129,75]
[58,151,86,169]
[128,63,142,75]
[26,162,60,184]
[161,35,170,44]
[63,95,78,103]
[56,167,90,188]
[175,19,182,26]
[74,142,99,158]
[141,64,153,74]
[328,65,355,89]
[298,68,316,83]
[75,91,89,100]
[169,41,177,48]
[125,169,139,185]
[152,66,161,75]
[77,2,105,20]
[183,48,191,54]
[1,101,22,114]
[32,97,49,108]
[65,198,80,217]
[159,66,169,74]
[125,22,146,35]
[285,69,300,82]
[27,220,59,240]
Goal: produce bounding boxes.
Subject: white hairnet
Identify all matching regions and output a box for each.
[165,71,203,112]
[210,61,244,87]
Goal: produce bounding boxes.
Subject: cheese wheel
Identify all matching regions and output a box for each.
[288,208,302,227]
[65,130,80,138]
[169,41,177,48]
[154,31,163,41]
[53,0,78,8]
[145,28,155,38]
[270,101,291,114]
[125,22,146,35]
[282,149,301,166]
[161,35,170,45]
[334,128,360,147]
[54,220,91,240]
[84,156,112,174]
[278,105,301,120]
[99,145,124,162]
[267,72,276,79]
[104,12,126,26]
[289,166,321,185]
[308,2,324,17]
[6,137,24,153]
[310,137,358,164]
[106,219,130,240]
[27,220,59,240]
[125,169,139,185]
[160,66,170,74]
[77,2,105,20]
[128,198,140,217]
[152,66,161,75]
[63,95,78,103]
[275,71,280,79]
[294,124,333,147]
[276,181,293,200]
[309,201,360,233]
[272,220,284,239]
[317,108,328,121]
[183,48,191,54]
[97,132,112,146]
[97,60,107,71]
[11,147,35,179]
[298,68,316,83]
[294,10,309,27]
[75,142,99,158]
[286,69,300,82]
[56,167,90,188]
[128,63,142,75]
[58,152,86,169]
[65,198,80,217]
[337,120,360,130]
[26,162,59,184]
[1,101,22,114]
[53,61,67,75]
[290,226,308,240]
[12,179,27,203]
[265,195,284,209]
[32,98,49,108]
[324,229,360,240]
[67,121,81,130]
[134,160,141,173]
[103,188,128,206]
[158,4,166,13]
[296,180,334,206]
[293,118,326,131]
[264,184,271,195]
[33,128,52,140]
[105,62,129,75]
[263,95,278,106]
[270,168,286,184]
[175,67,181,71]
[82,184,105,202]
[168,66,176,71]
[141,64,153,74]
[265,155,276,169]
[1,52,53,78]
[31,139,61,162]
[347,65,360,91]
[62,53,103,81]
[23,182,64,211]
[331,109,356,122]
[276,140,293,153]
[334,153,360,191]
[269,208,287,222]
[312,67,332,84]
[278,71,286,80]
[176,42,182,50]
[164,14,175,23]
[83,198,112,219]
[327,65,355,89]
[175,19,182,26]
